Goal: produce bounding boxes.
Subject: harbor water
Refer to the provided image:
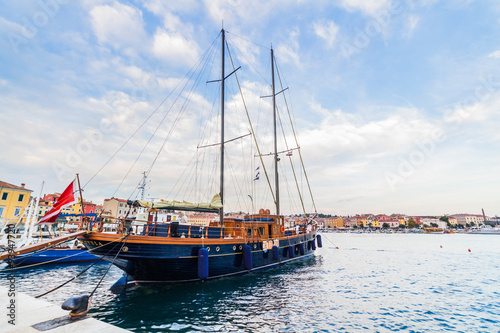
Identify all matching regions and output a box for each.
[1,233,499,332]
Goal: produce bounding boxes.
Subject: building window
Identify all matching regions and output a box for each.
[18,194,25,202]
[0,206,4,217]
[14,207,21,216]
[1,192,7,200]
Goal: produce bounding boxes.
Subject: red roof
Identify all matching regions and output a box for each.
[0,180,33,192]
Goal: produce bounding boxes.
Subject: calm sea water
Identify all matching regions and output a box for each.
[1,233,499,332]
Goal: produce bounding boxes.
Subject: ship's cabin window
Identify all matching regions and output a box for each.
[247,228,252,236]
[258,227,265,236]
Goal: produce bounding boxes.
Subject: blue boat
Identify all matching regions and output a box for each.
[6,247,98,267]
[9,249,98,267]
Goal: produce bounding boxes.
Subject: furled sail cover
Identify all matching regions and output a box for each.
[137,194,222,213]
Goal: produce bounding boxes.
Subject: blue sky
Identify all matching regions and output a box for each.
[1,0,499,216]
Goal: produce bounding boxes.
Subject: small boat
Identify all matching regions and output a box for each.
[424,227,445,234]
[78,29,321,285]
[6,245,98,267]
[468,224,500,235]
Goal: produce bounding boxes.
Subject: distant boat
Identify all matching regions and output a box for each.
[424,227,444,234]
[468,224,500,235]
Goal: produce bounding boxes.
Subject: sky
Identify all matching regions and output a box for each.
[1,0,499,217]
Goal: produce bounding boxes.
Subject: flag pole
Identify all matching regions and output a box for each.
[76,174,87,230]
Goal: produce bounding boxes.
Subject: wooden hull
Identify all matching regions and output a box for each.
[79,232,318,283]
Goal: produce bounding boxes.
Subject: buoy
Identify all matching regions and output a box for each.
[272,245,279,260]
[317,234,323,248]
[299,243,305,255]
[288,245,294,258]
[243,245,252,270]
[62,295,92,317]
[198,248,209,279]
[312,240,316,251]
[440,245,442,248]
[468,248,471,252]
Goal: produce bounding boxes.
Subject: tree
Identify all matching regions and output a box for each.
[407,217,417,229]
[440,216,449,223]
[430,222,439,228]
[399,224,406,229]
[382,223,389,229]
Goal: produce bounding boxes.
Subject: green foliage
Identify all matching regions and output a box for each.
[430,222,439,228]
[407,217,418,229]
[399,224,406,229]
[440,216,449,223]
[382,223,389,229]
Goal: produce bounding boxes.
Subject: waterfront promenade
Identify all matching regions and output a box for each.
[0,285,128,333]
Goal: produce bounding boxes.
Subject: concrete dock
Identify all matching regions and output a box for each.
[0,286,129,333]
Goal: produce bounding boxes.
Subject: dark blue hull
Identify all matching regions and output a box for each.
[80,233,318,283]
[7,249,99,267]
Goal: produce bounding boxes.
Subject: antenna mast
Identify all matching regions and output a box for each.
[220,28,226,226]
[271,47,280,215]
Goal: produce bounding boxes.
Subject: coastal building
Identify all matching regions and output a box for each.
[382,220,400,228]
[0,181,33,225]
[323,217,343,229]
[187,213,216,226]
[448,216,458,226]
[450,214,486,226]
[103,198,138,219]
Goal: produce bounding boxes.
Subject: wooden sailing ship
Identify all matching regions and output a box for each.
[78,29,322,284]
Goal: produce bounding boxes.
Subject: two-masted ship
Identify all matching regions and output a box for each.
[79,29,322,284]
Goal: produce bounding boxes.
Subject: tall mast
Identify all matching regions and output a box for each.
[271,47,280,215]
[219,29,226,226]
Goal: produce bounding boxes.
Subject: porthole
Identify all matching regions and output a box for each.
[233,246,236,250]
[239,245,242,250]
[207,247,210,252]
[216,246,220,252]
[122,246,129,252]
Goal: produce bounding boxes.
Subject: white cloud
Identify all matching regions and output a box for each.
[152,28,200,66]
[443,91,500,124]
[313,20,340,49]
[301,103,442,162]
[275,28,300,66]
[89,2,147,50]
[403,15,420,39]
[488,50,500,58]
[143,0,198,15]
[336,0,392,16]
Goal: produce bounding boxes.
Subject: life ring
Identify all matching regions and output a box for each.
[281,226,285,234]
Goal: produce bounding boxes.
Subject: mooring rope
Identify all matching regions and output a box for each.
[34,235,129,298]
[89,233,131,298]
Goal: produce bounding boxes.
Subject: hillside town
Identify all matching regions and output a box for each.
[1,180,498,232]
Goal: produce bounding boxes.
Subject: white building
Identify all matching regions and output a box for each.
[451,214,486,226]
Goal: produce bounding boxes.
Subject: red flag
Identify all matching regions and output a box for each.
[38,180,78,224]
